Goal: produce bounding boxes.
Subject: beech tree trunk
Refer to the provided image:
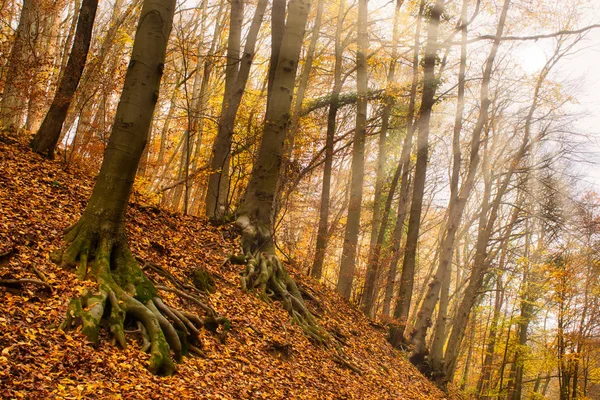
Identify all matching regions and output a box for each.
[205,0,267,218]
[55,0,213,375]
[31,0,98,158]
[361,0,404,318]
[336,0,368,301]
[236,0,326,341]
[311,0,345,280]
[0,0,34,129]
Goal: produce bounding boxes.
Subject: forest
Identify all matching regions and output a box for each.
[1,0,600,398]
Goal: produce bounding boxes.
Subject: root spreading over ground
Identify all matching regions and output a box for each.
[57,215,228,375]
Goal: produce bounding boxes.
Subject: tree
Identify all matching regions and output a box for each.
[311,0,345,280]
[336,0,369,302]
[0,0,34,129]
[56,0,224,375]
[361,0,404,318]
[31,0,99,158]
[205,0,267,219]
[235,0,328,341]
[390,0,445,353]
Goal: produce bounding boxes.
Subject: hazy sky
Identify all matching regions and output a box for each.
[176,0,600,191]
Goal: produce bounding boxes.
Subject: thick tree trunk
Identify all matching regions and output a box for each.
[266,0,286,112]
[31,0,98,158]
[311,0,345,280]
[336,0,368,301]
[55,0,220,376]
[236,0,326,341]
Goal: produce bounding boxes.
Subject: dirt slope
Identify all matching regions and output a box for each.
[0,134,447,399]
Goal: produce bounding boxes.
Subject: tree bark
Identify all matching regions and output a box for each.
[311,0,345,280]
[236,0,327,342]
[361,0,404,318]
[205,0,267,218]
[0,0,34,129]
[428,0,469,384]
[336,0,368,301]
[383,0,424,320]
[391,0,445,354]
[55,0,212,376]
[31,0,99,158]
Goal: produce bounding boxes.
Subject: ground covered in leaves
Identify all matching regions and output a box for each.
[0,134,449,399]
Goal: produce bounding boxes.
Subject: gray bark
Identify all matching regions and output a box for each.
[311,0,345,280]
[336,0,368,301]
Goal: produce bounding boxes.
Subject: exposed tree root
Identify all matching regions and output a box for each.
[236,216,329,344]
[235,216,362,374]
[57,216,223,375]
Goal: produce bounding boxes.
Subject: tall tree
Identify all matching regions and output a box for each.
[336,0,368,301]
[311,0,345,280]
[0,0,34,129]
[361,0,404,318]
[55,0,222,375]
[235,0,327,341]
[205,0,267,218]
[31,0,99,158]
[391,0,445,349]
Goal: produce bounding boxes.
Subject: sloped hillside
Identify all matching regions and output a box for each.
[0,133,448,399]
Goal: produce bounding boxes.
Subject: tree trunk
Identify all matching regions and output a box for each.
[287,0,325,161]
[361,0,404,318]
[31,0,98,158]
[311,0,345,280]
[410,0,510,374]
[236,0,324,341]
[383,0,424,320]
[0,0,34,129]
[477,264,505,399]
[188,1,227,215]
[205,0,267,218]
[427,0,469,384]
[336,0,368,301]
[392,0,445,357]
[266,0,286,112]
[55,0,222,376]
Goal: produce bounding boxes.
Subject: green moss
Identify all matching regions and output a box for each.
[149,332,176,376]
[191,268,215,293]
[110,254,157,303]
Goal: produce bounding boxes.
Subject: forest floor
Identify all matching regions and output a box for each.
[0,132,453,399]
